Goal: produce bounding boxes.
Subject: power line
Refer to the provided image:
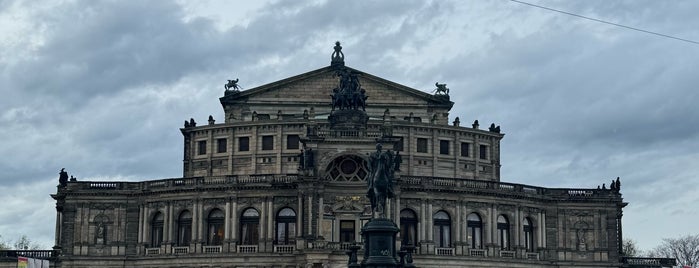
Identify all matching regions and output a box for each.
[509,0,699,45]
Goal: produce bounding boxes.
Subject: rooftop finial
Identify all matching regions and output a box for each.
[331,41,345,67]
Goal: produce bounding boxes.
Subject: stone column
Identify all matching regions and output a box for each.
[542,211,547,248]
[456,201,462,253]
[297,194,303,237]
[537,211,543,249]
[260,198,267,250]
[514,207,520,250]
[163,203,170,245]
[268,198,274,251]
[231,198,238,249]
[225,199,231,251]
[427,201,433,241]
[143,205,150,246]
[307,195,313,236]
[192,199,199,252]
[317,195,323,238]
[138,204,144,244]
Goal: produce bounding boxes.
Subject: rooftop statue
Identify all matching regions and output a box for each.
[224,78,241,91]
[331,41,345,66]
[330,68,367,111]
[366,143,397,218]
[58,168,68,186]
[434,82,449,95]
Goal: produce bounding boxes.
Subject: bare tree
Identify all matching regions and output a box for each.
[649,234,699,267]
[0,235,10,250]
[622,238,640,257]
[12,235,42,250]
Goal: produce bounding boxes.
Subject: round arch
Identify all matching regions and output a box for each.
[323,154,369,182]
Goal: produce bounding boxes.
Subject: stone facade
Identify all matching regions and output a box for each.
[51,45,626,268]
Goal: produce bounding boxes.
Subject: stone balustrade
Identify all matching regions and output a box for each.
[65,174,620,201]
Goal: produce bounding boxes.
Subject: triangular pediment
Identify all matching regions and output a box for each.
[220,66,453,121]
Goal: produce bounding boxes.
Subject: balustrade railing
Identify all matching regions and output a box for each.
[622,257,677,266]
[237,245,257,253]
[202,245,222,254]
[172,246,189,255]
[145,248,161,255]
[69,173,616,201]
[469,248,486,257]
[435,247,455,256]
[499,250,515,258]
[0,250,58,259]
[274,245,295,253]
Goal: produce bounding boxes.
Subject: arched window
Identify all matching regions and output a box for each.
[433,211,451,248]
[177,210,192,246]
[240,208,260,245]
[497,215,510,250]
[523,217,534,251]
[276,208,296,245]
[467,213,483,249]
[207,209,224,245]
[151,212,164,247]
[400,209,418,246]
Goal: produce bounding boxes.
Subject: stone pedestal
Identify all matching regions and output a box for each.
[361,218,399,268]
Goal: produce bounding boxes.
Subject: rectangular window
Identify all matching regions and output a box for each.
[197,140,207,155]
[461,142,470,157]
[238,137,249,152]
[216,138,227,153]
[262,135,274,150]
[439,140,450,155]
[286,135,300,150]
[479,145,488,160]
[340,220,355,243]
[416,138,428,153]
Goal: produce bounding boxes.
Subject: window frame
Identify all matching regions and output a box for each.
[439,140,450,155]
[197,140,207,155]
[467,213,483,249]
[240,208,260,245]
[177,210,192,246]
[286,135,300,150]
[238,137,250,152]
[497,215,510,250]
[400,209,418,246]
[479,144,488,160]
[261,135,274,151]
[339,220,356,243]
[216,138,227,153]
[150,212,164,247]
[433,211,451,248]
[207,209,225,245]
[460,142,470,157]
[275,208,296,245]
[416,138,428,153]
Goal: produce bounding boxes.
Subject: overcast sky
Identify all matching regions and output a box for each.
[1,0,697,251]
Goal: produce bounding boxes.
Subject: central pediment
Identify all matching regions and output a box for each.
[220,65,453,124]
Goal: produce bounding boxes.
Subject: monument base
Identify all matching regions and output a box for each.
[361,218,399,268]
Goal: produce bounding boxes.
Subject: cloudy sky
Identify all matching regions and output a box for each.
[1,0,697,251]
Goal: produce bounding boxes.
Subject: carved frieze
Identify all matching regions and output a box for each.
[274,196,296,206]
[203,198,225,206]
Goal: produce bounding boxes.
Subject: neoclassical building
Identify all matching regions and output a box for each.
[51,43,627,268]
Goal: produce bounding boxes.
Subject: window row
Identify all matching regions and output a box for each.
[416,138,489,159]
[196,135,301,155]
[149,207,296,247]
[399,209,535,251]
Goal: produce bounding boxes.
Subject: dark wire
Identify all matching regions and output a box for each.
[509,0,699,45]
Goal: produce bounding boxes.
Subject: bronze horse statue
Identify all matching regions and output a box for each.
[367,143,396,218]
